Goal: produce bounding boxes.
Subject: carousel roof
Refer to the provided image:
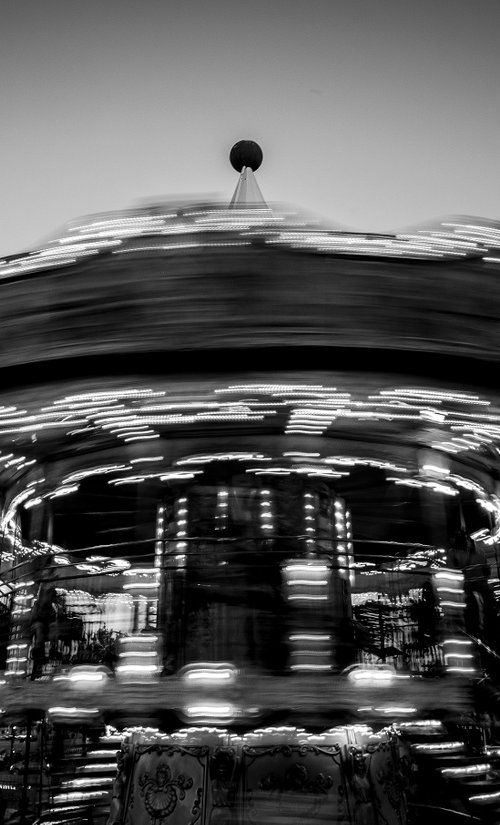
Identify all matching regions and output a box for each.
[0,143,499,562]
[1,205,500,281]
[2,139,499,277]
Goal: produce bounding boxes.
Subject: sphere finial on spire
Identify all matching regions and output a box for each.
[230,140,263,173]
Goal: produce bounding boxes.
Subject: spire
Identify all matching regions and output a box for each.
[229,166,266,207]
[229,140,266,208]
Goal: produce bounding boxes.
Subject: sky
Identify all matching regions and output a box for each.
[2,0,500,257]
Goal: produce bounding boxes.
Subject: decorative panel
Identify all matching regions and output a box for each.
[123,744,209,825]
[367,736,407,825]
[241,743,351,825]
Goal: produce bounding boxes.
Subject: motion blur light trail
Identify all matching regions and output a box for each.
[3,207,500,281]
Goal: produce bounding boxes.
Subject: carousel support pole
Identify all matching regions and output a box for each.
[19,711,33,825]
[378,600,386,662]
[155,501,168,670]
[46,502,53,546]
[9,726,15,763]
[38,717,45,817]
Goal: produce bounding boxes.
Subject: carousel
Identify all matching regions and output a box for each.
[0,142,499,824]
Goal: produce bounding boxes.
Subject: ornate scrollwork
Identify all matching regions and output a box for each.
[243,742,341,762]
[368,736,408,825]
[191,787,203,819]
[138,762,194,822]
[375,763,407,812]
[107,744,131,825]
[209,749,238,824]
[242,743,344,823]
[141,744,209,760]
[259,762,334,795]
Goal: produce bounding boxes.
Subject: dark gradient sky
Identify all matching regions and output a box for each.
[2,0,500,256]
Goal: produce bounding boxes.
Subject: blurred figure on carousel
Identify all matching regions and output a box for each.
[29,556,59,680]
[447,530,498,655]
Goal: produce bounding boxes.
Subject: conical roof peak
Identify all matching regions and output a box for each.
[229,165,266,207]
[228,141,267,208]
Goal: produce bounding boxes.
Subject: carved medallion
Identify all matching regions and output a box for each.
[138,763,194,822]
